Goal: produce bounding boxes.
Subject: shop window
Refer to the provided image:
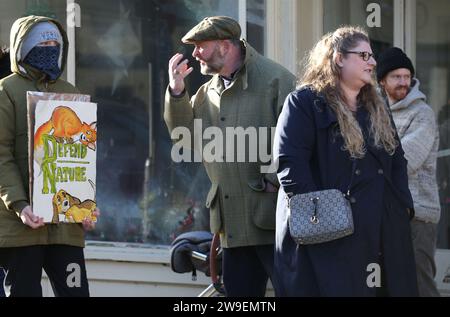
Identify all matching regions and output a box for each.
[247,0,266,55]
[414,0,450,249]
[0,0,268,246]
[0,1,67,47]
[72,0,266,245]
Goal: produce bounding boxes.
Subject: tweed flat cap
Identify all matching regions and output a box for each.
[182,16,241,44]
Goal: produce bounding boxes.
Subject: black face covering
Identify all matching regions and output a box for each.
[23,45,62,80]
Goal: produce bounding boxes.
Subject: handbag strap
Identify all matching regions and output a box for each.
[345,160,358,198]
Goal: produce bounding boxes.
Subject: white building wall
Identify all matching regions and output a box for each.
[41,243,275,297]
[42,244,212,297]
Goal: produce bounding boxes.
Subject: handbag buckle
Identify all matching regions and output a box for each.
[310,215,319,224]
[286,195,291,209]
[310,196,320,223]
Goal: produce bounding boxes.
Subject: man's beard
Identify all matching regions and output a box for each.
[383,83,410,104]
[390,85,409,102]
[200,62,222,75]
[199,48,225,75]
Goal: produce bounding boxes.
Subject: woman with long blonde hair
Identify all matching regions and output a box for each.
[273,26,418,296]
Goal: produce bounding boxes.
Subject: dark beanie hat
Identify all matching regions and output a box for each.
[376,47,415,82]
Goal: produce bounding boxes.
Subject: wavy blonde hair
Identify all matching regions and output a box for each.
[299,26,397,158]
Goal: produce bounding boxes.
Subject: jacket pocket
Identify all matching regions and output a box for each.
[247,177,266,192]
[251,192,277,230]
[206,183,221,233]
[206,183,219,208]
[388,190,413,221]
[247,179,277,230]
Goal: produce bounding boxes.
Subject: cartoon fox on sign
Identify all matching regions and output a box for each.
[34,106,97,162]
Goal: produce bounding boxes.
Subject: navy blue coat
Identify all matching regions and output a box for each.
[273,88,418,296]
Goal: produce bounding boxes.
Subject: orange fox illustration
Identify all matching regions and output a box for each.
[34,106,97,152]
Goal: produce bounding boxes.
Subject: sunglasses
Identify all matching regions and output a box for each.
[342,50,374,61]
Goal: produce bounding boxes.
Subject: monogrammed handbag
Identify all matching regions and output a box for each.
[287,162,357,245]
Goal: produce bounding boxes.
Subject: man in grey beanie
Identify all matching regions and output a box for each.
[378,47,441,297]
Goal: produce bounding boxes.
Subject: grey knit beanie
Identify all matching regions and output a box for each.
[20,22,62,60]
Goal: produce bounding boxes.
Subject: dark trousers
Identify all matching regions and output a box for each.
[222,244,276,297]
[0,245,89,297]
[411,219,440,297]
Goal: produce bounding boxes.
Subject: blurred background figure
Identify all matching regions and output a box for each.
[378,47,441,297]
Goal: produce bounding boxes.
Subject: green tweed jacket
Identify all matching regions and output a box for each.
[164,41,296,248]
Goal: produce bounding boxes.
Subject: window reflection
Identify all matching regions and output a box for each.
[247,0,266,55]
[0,1,67,46]
[414,0,450,249]
[323,0,394,56]
[0,0,266,246]
[75,0,241,245]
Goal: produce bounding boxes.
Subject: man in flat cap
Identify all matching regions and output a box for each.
[378,47,441,297]
[164,16,295,297]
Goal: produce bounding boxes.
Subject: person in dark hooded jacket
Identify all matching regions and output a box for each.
[0,45,10,298]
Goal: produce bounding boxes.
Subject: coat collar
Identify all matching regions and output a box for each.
[310,92,339,129]
[209,40,256,95]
